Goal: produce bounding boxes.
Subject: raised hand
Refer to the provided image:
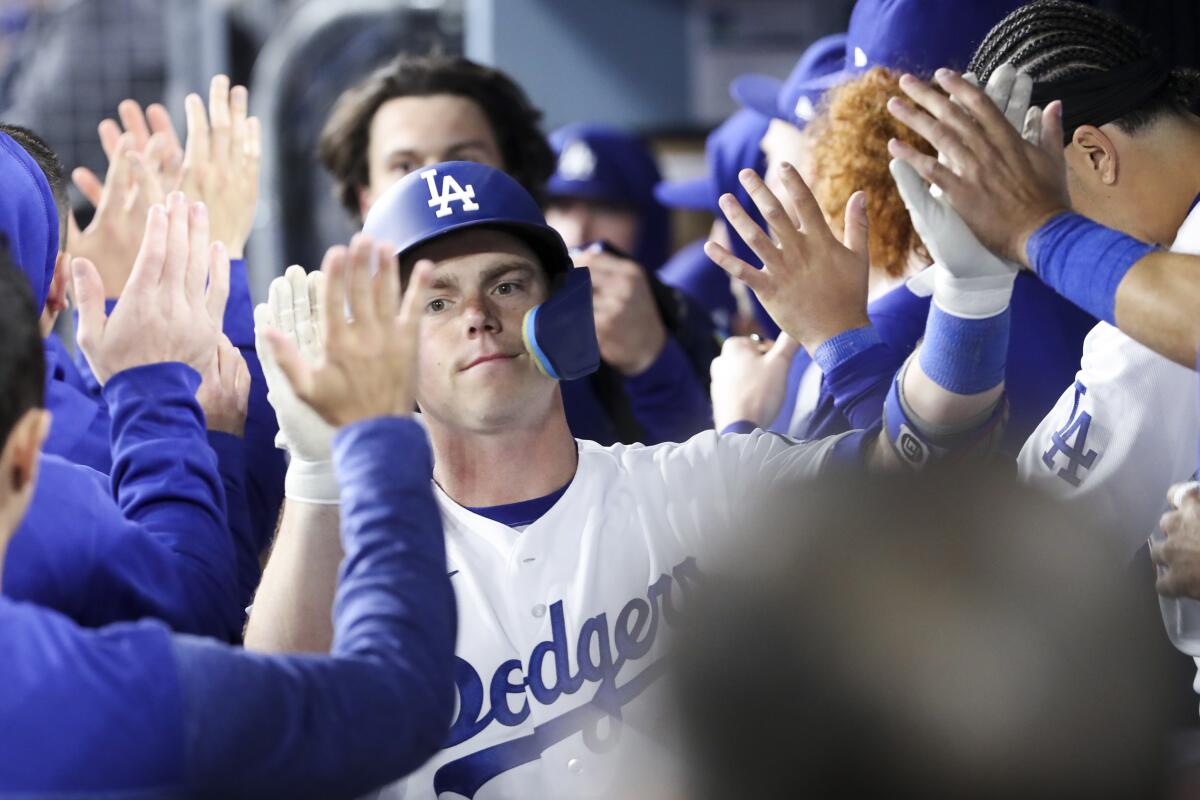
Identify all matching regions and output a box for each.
[709,334,800,430]
[569,247,667,376]
[68,134,166,298]
[263,235,432,428]
[197,336,252,436]
[72,98,183,207]
[1152,483,1200,599]
[704,166,871,354]
[177,75,261,259]
[886,67,1070,266]
[72,192,228,384]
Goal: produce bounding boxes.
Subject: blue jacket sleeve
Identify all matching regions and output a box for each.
[208,430,258,614]
[171,417,456,798]
[226,259,286,579]
[623,338,712,444]
[102,362,241,638]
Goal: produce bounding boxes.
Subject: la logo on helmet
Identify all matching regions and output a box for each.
[422,168,480,218]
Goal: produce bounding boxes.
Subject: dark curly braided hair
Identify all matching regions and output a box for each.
[968,0,1200,136]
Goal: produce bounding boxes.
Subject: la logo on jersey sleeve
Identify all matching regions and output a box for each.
[423,167,480,218]
[1042,380,1099,487]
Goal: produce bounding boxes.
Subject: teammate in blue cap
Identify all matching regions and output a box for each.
[0,235,457,798]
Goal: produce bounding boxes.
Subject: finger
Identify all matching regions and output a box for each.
[127,150,164,210]
[183,93,210,172]
[890,158,941,228]
[842,190,870,261]
[717,193,777,267]
[887,139,965,199]
[185,201,211,303]
[230,84,248,165]
[1170,482,1200,510]
[374,241,400,323]
[1150,538,1167,567]
[268,269,296,333]
[738,168,800,245]
[71,257,108,351]
[93,135,135,220]
[345,235,376,325]
[265,328,315,401]
[234,349,251,410]
[934,69,1016,144]
[161,192,191,292]
[208,75,232,163]
[777,163,831,239]
[308,269,326,345]
[1022,106,1043,146]
[896,74,985,155]
[98,119,122,160]
[321,245,349,344]
[126,204,169,293]
[205,241,230,330]
[285,264,317,355]
[1006,70,1034,133]
[703,239,769,295]
[146,103,182,151]
[886,96,976,170]
[71,167,103,208]
[1040,100,1067,159]
[244,116,262,183]
[982,62,1017,123]
[393,259,434,410]
[767,332,801,362]
[117,99,151,150]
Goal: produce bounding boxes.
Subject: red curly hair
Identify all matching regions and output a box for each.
[808,67,935,279]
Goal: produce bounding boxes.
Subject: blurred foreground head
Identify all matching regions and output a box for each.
[673,467,1169,800]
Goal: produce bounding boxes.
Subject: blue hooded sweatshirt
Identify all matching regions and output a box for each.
[0,417,456,798]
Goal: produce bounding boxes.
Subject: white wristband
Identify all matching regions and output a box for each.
[931,263,1017,320]
[284,456,340,505]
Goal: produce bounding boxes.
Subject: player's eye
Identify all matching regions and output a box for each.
[426,298,448,313]
[494,281,519,296]
[390,160,415,175]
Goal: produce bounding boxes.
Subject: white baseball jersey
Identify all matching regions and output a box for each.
[367,428,845,799]
[1016,202,1200,559]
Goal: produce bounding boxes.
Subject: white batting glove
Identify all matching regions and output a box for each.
[891,65,1034,319]
[255,265,338,504]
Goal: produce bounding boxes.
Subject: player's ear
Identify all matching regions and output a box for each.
[0,408,50,539]
[1070,125,1119,186]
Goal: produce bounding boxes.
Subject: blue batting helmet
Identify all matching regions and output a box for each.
[362,161,572,276]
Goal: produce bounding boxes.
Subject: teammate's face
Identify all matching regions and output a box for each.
[760,119,816,214]
[361,95,504,217]
[407,229,557,432]
[544,198,639,256]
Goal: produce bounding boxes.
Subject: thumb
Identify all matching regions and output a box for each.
[71,258,107,350]
[889,159,937,220]
[264,328,313,402]
[767,332,801,363]
[842,190,870,261]
[1040,100,1067,167]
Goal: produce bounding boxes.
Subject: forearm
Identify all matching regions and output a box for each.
[244,498,343,653]
[1114,251,1200,368]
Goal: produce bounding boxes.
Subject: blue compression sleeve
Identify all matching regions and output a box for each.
[624,338,712,443]
[172,417,455,798]
[208,430,257,614]
[1026,212,1157,324]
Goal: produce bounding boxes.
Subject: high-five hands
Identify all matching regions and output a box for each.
[886,66,1070,266]
[262,236,432,429]
[69,75,261,298]
[71,193,228,384]
[704,165,871,354]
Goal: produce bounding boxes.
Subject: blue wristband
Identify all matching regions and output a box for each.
[918,304,1010,395]
[1026,212,1157,324]
[812,326,882,373]
[883,366,1007,469]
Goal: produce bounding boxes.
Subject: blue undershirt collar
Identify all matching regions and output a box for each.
[467,480,572,528]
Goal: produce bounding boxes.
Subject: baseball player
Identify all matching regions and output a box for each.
[247,153,1017,797]
[0,230,457,798]
[883,0,1200,689]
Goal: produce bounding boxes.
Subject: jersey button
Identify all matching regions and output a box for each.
[567,758,582,774]
[532,603,547,618]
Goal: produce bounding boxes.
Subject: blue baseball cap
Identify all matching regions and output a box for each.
[546,123,670,269]
[0,130,59,314]
[787,0,1028,97]
[730,33,847,127]
[654,109,770,214]
[363,160,572,276]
